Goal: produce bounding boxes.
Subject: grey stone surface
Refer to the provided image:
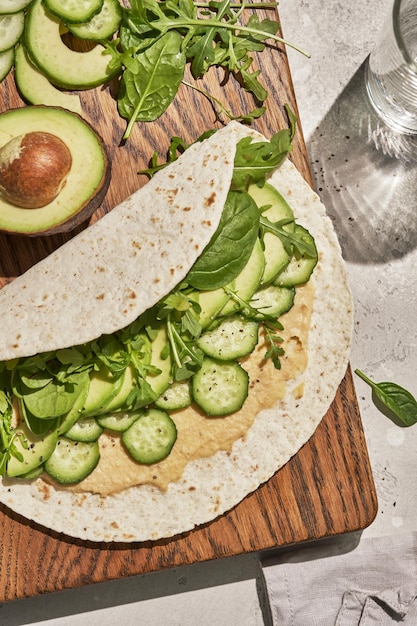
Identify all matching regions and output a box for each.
[3,2,416,624]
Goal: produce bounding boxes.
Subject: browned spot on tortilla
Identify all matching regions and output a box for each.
[204,192,216,207]
[96,294,105,300]
[37,481,52,501]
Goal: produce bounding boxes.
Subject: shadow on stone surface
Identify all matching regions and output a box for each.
[307,60,417,265]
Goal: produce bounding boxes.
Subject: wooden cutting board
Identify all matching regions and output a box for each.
[0,7,378,602]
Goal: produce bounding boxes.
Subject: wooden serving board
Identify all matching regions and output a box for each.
[0,8,377,602]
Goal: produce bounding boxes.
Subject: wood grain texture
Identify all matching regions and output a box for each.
[0,8,377,602]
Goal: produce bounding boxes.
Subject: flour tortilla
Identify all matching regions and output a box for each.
[0,124,236,361]
[0,123,353,542]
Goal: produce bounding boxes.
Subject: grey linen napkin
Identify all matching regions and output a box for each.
[261,532,417,626]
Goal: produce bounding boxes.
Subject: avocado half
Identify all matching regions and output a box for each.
[0,106,111,236]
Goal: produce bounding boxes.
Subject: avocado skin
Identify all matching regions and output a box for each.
[0,105,111,236]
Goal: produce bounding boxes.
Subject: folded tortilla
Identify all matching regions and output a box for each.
[0,123,353,542]
[0,124,236,361]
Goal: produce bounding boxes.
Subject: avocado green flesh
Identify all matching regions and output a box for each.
[81,367,125,418]
[248,182,295,284]
[7,420,58,478]
[0,106,108,235]
[194,237,265,328]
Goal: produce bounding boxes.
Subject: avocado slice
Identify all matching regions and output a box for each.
[7,416,58,478]
[0,105,110,236]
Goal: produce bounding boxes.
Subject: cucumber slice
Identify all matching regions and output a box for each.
[67,0,122,40]
[96,411,141,433]
[197,316,259,361]
[0,0,32,12]
[0,48,14,83]
[44,437,100,484]
[191,357,249,416]
[44,0,103,23]
[121,409,177,465]
[14,44,83,114]
[250,285,295,318]
[24,0,119,89]
[64,415,104,442]
[0,11,24,53]
[154,380,192,411]
[274,225,318,287]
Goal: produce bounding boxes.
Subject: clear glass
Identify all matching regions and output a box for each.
[366,0,417,134]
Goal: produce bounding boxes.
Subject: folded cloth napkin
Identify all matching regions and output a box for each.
[261,532,417,626]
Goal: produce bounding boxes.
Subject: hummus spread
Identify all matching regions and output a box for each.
[69,281,314,495]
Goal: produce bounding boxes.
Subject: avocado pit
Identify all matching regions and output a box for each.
[0,131,72,209]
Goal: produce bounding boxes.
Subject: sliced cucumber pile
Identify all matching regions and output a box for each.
[0,11,25,53]
[0,0,122,108]
[4,176,318,485]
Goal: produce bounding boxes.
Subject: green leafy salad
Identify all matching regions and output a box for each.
[0,118,318,486]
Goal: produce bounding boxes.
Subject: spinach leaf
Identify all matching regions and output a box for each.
[18,371,88,420]
[118,31,186,138]
[355,369,417,426]
[106,0,308,136]
[187,190,260,290]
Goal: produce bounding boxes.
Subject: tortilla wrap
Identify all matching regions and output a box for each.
[0,123,353,542]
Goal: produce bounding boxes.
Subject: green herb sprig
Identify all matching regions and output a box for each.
[224,286,285,368]
[138,103,296,179]
[0,390,24,476]
[157,291,205,380]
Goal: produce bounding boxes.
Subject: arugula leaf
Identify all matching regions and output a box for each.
[223,286,285,368]
[157,291,204,380]
[355,369,417,426]
[260,218,317,258]
[0,390,24,476]
[110,0,308,136]
[263,325,285,370]
[232,108,297,190]
[138,105,296,183]
[187,191,260,290]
